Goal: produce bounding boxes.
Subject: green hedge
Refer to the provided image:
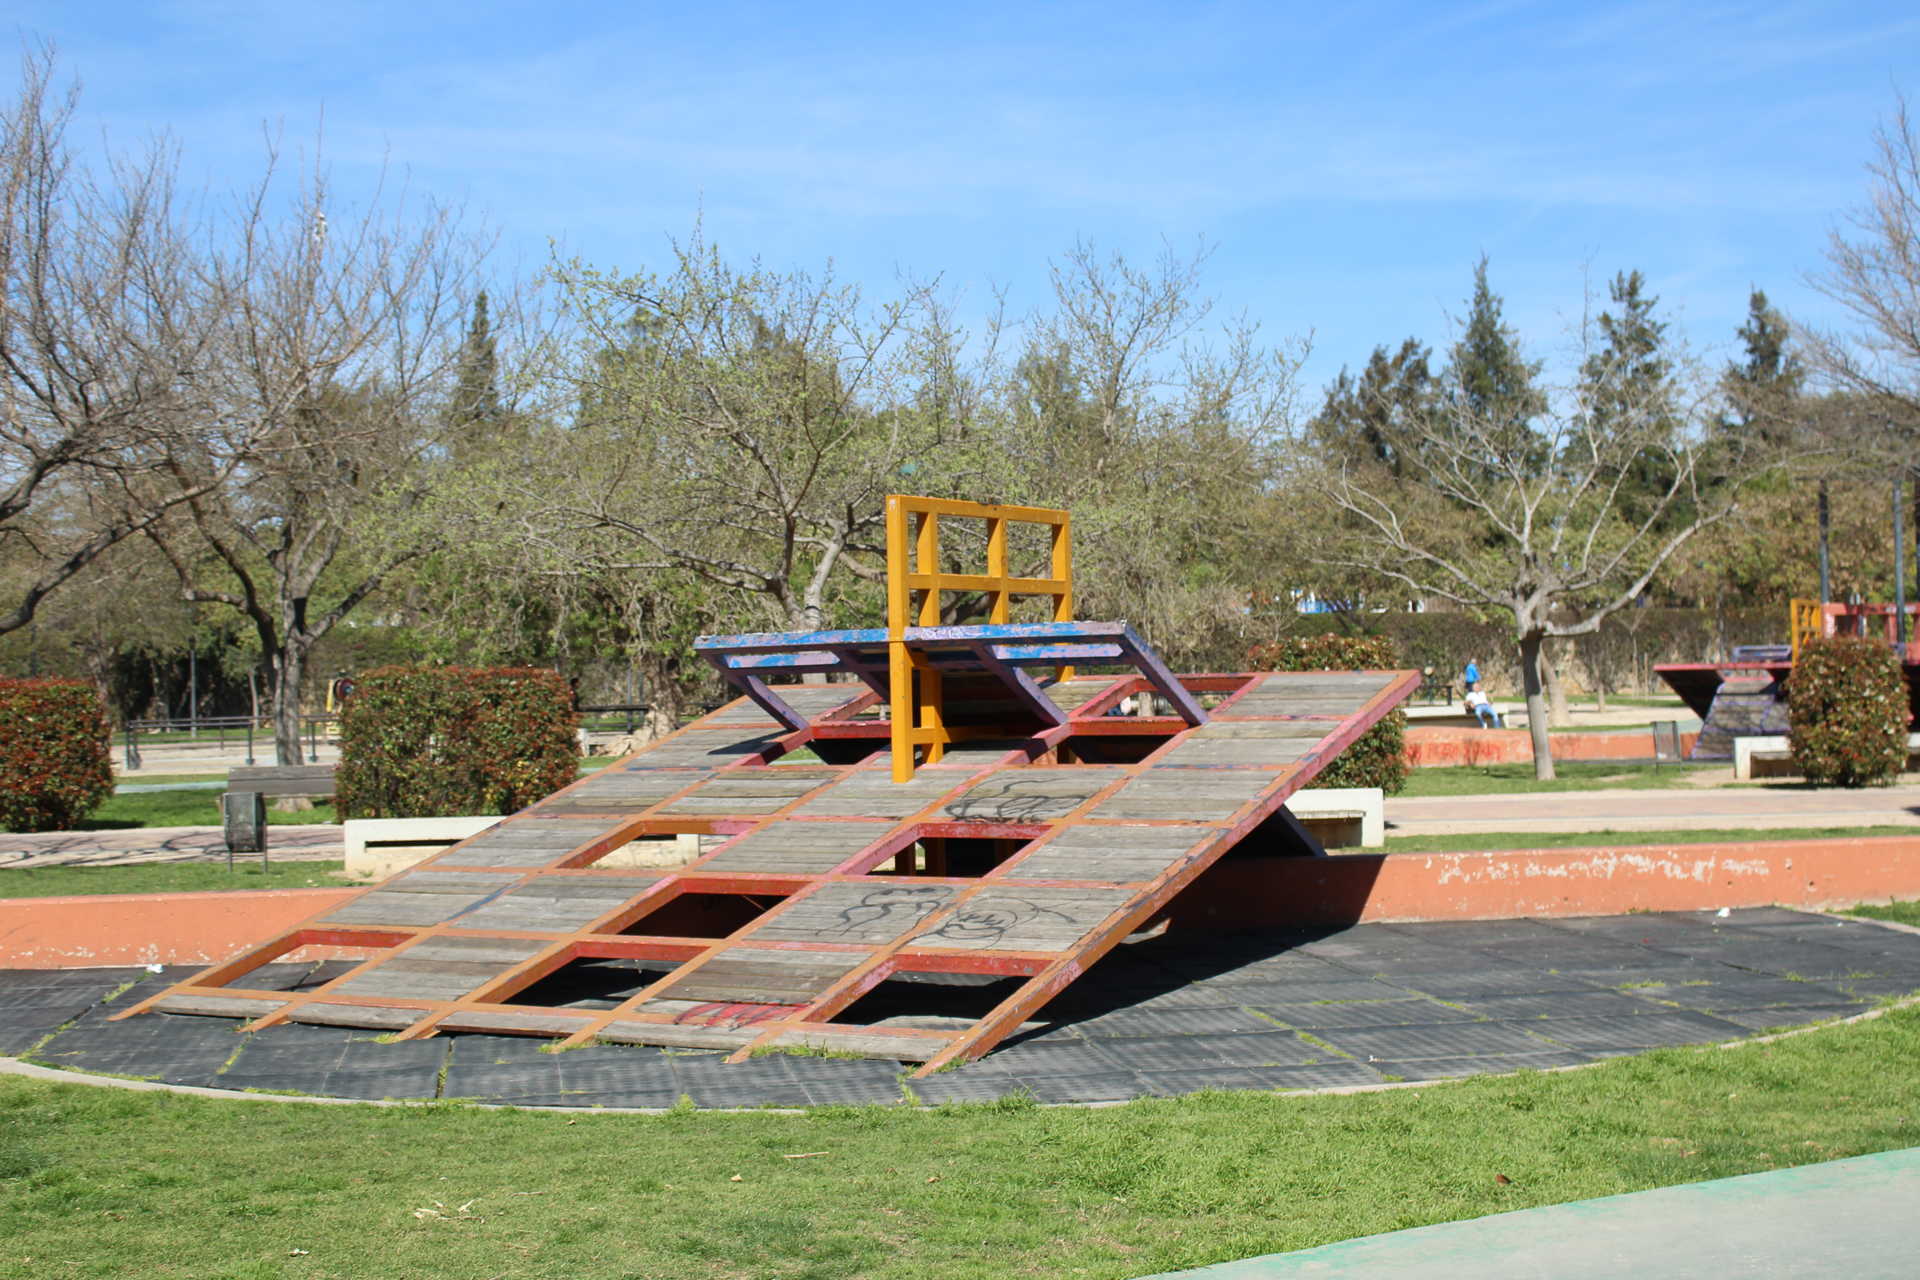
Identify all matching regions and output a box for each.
[0,679,113,832]
[1246,635,1408,795]
[335,667,577,819]
[1787,637,1911,788]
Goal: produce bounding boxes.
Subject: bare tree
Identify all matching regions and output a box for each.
[1804,95,1920,423]
[530,234,963,635]
[148,144,488,763]
[0,48,241,635]
[1307,348,1763,779]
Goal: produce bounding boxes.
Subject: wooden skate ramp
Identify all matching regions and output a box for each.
[118,665,1413,1073]
[120,495,1413,1074]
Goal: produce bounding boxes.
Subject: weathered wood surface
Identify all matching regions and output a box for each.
[455,874,663,932]
[286,1003,421,1030]
[438,819,629,868]
[748,882,957,945]
[791,768,974,818]
[699,822,889,874]
[939,767,1125,823]
[657,769,838,815]
[622,732,783,769]
[320,871,523,927]
[155,993,289,1018]
[598,1020,761,1050]
[908,886,1130,952]
[331,936,548,1002]
[1088,769,1281,822]
[1006,824,1215,882]
[666,946,866,1004]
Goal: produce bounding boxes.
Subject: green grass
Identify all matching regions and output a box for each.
[1845,899,1920,928]
[2,1007,1919,1278]
[1398,760,1720,798]
[1385,825,1917,855]
[111,772,227,787]
[77,792,338,830]
[0,861,353,899]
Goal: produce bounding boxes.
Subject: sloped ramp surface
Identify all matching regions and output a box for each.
[121,667,1415,1074]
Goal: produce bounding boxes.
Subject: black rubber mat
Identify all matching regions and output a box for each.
[6,907,1916,1108]
[1312,1020,1564,1062]
[1527,1010,1749,1052]
[1254,998,1477,1030]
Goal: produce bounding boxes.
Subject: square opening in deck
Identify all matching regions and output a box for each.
[864,835,1031,878]
[618,888,793,939]
[827,969,1028,1027]
[491,956,662,1010]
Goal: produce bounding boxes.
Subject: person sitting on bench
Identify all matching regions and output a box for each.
[1465,688,1501,728]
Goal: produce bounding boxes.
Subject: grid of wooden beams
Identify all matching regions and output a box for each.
[118,666,1416,1075]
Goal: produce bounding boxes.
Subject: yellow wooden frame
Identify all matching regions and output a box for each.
[1788,598,1825,660]
[884,495,1073,781]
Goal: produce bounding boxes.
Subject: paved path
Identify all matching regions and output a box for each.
[1147,1145,1920,1278]
[1387,783,1920,838]
[0,825,342,868]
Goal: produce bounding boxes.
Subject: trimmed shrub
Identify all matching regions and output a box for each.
[1787,637,1911,788]
[1246,634,1409,795]
[0,679,113,832]
[335,667,577,819]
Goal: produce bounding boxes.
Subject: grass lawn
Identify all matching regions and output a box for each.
[1846,899,1920,928]
[0,1005,1914,1279]
[0,862,353,899]
[79,792,338,830]
[1397,760,1720,798]
[1384,825,1917,855]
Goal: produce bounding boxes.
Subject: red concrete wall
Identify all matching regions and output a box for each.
[1170,836,1920,928]
[6,837,1918,968]
[1404,726,1699,768]
[0,888,356,969]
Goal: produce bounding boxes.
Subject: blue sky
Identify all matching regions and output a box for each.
[8,1,1916,395]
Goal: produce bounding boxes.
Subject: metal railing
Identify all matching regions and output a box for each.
[121,703,661,769]
[120,714,339,769]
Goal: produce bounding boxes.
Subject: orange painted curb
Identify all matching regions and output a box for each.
[0,888,356,969]
[1172,836,1920,927]
[1404,726,1700,767]
[5,836,1918,968]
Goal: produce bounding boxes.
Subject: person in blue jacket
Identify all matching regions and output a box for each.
[1463,659,1480,693]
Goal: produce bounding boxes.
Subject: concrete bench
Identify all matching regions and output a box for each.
[342,817,718,880]
[1733,732,1920,781]
[1405,704,1512,730]
[1286,787,1384,849]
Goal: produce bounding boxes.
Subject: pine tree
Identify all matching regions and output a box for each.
[1579,270,1680,531]
[1450,256,1546,429]
[450,291,502,434]
[1308,338,1438,476]
[1723,288,1803,445]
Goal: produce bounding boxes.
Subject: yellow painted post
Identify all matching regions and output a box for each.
[987,515,1009,624]
[886,497,914,782]
[1051,516,1074,682]
[914,511,944,762]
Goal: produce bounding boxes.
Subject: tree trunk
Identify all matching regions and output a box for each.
[1518,629,1556,781]
[1544,639,1572,728]
[270,638,309,765]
